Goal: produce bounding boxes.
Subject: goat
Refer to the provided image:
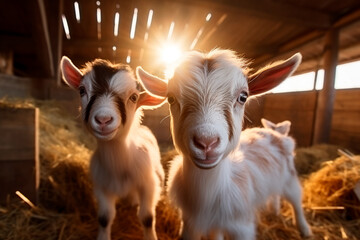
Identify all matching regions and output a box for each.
[60,57,165,240]
[242,118,294,216]
[136,49,312,240]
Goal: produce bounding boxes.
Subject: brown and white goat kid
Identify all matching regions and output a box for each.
[242,118,294,216]
[60,57,165,240]
[136,50,312,240]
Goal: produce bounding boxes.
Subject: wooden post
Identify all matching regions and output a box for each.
[0,107,39,204]
[57,0,64,86]
[312,28,339,144]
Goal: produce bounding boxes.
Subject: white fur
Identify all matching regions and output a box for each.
[137,49,311,240]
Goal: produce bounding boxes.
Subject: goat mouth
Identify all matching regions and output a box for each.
[93,128,117,139]
[192,156,220,169]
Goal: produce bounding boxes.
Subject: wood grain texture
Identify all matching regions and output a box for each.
[0,107,39,204]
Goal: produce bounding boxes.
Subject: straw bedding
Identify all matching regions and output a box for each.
[0,98,359,240]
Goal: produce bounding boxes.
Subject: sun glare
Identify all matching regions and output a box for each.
[160,43,182,64]
[159,43,183,79]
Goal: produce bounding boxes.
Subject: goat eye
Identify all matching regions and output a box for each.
[167,95,176,105]
[237,92,248,105]
[79,86,86,97]
[130,93,138,103]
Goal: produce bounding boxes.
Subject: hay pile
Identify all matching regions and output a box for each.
[0,98,359,240]
[256,154,360,240]
[295,144,339,175]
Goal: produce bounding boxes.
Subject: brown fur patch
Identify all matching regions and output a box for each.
[179,102,198,126]
[253,150,273,173]
[224,108,234,141]
[205,58,217,73]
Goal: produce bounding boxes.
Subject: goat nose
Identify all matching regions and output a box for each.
[193,135,220,153]
[95,115,113,126]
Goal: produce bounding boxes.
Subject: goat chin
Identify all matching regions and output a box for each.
[92,128,118,141]
[192,157,221,169]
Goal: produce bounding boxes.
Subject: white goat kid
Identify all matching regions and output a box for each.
[136,49,312,240]
[241,118,294,216]
[60,57,165,240]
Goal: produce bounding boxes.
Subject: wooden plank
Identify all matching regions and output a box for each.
[330,129,360,153]
[0,74,32,99]
[169,0,331,28]
[0,108,38,161]
[44,0,62,85]
[333,89,360,111]
[0,107,39,204]
[331,111,360,133]
[26,0,54,77]
[334,8,360,29]
[252,30,325,69]
[0,160,38,204]
[263,109,315,147]
[253,8,360,70]
[263,92,317,111]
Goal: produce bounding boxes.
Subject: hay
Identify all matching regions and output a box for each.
[295,144,339,175]
[0,98,359,239]
[303,155,360,219]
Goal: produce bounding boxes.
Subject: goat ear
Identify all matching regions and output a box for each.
[136,66,168,98]
[261,118,276,129]
[137,92,166,109]
[276,120,291,135]
[248,53,302,96]
[60,56,83,89]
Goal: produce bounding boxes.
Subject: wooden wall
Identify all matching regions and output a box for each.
[330,89,360,152]
[250,91,318,147]
[244,89,360,152]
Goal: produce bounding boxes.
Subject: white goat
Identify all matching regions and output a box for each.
[242,118,293,215]
[60,57,165,240]
[136,49,312,240]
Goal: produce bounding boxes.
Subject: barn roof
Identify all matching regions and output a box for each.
[1,0,360,79]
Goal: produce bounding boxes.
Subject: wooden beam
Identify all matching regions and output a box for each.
[27,0,55,78]
[64,37,144,50]
[312,28,339,144]
[56,0,64,86]
[252,7,360,69]
[251,30,325,68]
[334,8,360,28]
[38,0,55,77]
[167,0,331,29]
